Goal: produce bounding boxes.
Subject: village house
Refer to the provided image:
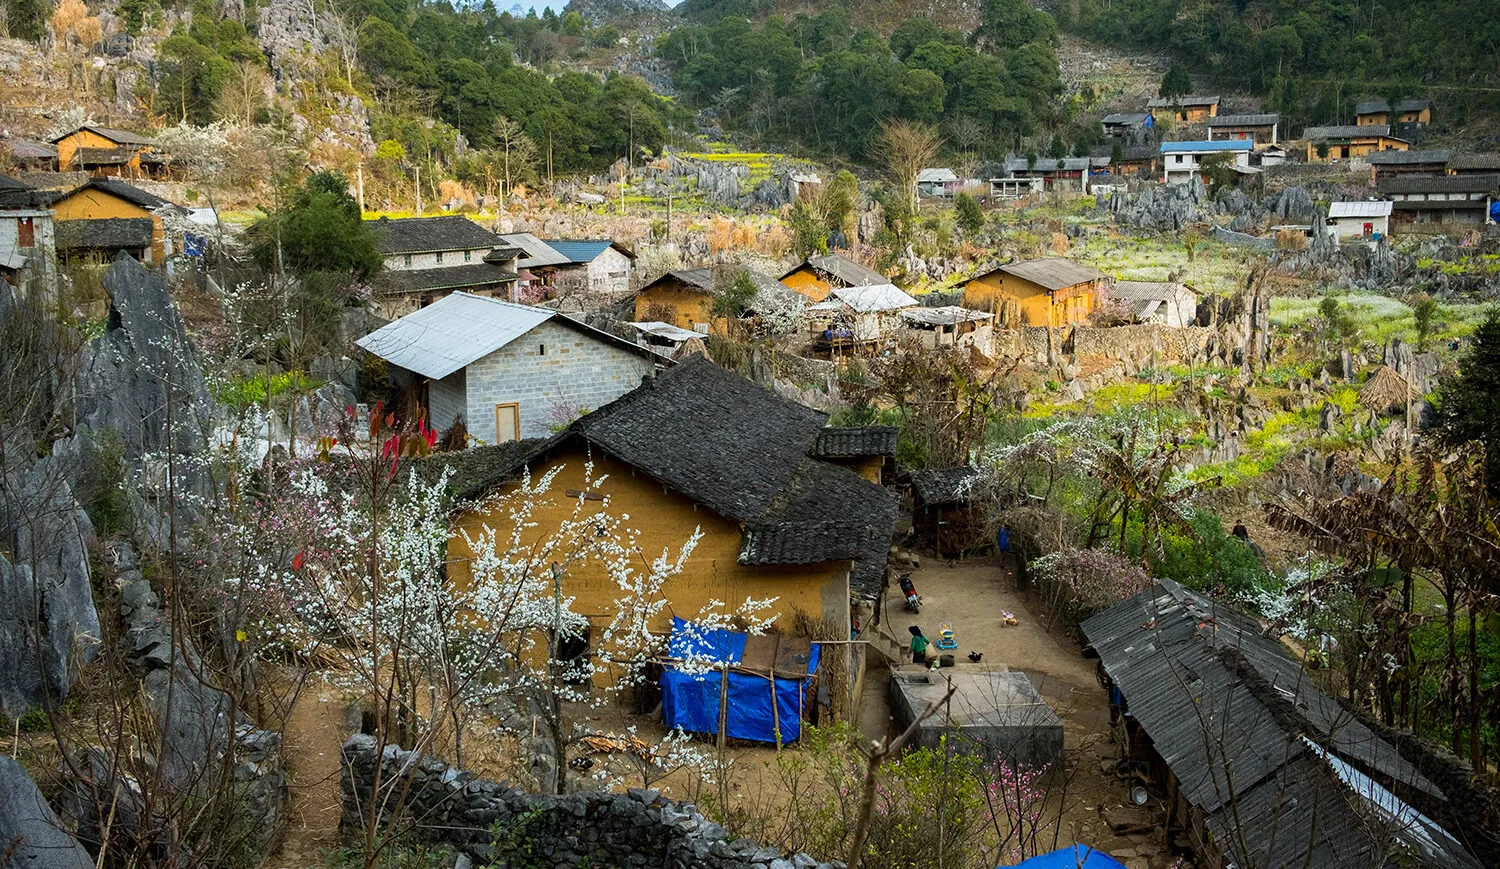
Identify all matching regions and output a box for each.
[1367,149,1453,180]
[916,167,960,198]
[633,266,800,335]
[1159,140,1252,185]
[355,291,662,443]
[367,215,520,318]
[1001,155,1093,192]
[1254,144,1289,167]
[1302,125,1409,161]
[3,137,58,172]
[1205,113,1279,145]
[1326,201,1393,242]
[988,176,1044,200]
[909,467,984,558]
[442,357,899,707]
[541,239,635,297]
[1109,280,1198,327]
[626,321,707,360]
[1376,174,1498,231]
[1091,144,1159,179]
[1356,98,1433,127]
[1146,95,1220,124]
[780,253,887,302]
[48,177,182,265]
[1447,153,1500,176]
[1100,112,1153,140]
[1082,580,1482,869]
[899,305,995,352]
[50,125,163,178]
[808,283,918,350]
[962,258,1103,327]
[495,232,570,293]
[0,176,56,294]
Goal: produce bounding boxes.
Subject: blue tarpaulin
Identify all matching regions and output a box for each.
[1004,845,1128,869]
[660,617,820,744]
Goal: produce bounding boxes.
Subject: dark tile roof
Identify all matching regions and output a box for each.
[372,216,500,255]
[784,253,887,287]
[1367,148,1452,165]
[408,436,562,504]
[641,268,714,294]
[1377,174,1500,195]
[76,147,137,165]
[6,138,56,160]
[1303,124,1393,139]
[63,177,177,211]
[1206,113,1280,127]
[1449,153,1500,171]
[55,217,153,251]
[909,467,983,504]
[1147,95,1219,107]
[1101,113,1150,125]
[430,357,897,598]
[484,245,523,264]
[1081,580,1480,869]
[1355,100,1391,115]
[0,176,44,208]
[51,124,156,146]
[811,427,897,459]
[369,263,518,297]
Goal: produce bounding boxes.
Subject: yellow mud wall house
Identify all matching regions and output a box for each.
[1146,95,1220,123]
[1303,125,1410,162]
[780,253,889,303]
[440,357,898,706]
[961,258,1103,327]
[51,125,159,177]
[633,269,719,332]
[48,178,180,264]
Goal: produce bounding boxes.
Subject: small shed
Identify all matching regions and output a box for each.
[889,670,1063,767]
[1327,200,1393,242]
[917,167,960,197]
[628,320,709,359]
[1109,281,1198,327]
[808,283,918,347]
[910,466,985,557]
[660,617,820,743]
[899,305,994,350]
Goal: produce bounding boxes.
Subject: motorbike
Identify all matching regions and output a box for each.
[897,572,920,613]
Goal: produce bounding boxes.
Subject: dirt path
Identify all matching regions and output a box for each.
[866,557,1176,869]
[269,678,352,869]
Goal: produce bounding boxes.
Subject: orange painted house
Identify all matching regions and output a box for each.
[780,253,888,303]
[961,258,1103,327]
[49,178,183,264]
[1147,95,1220,124]
[50,125,163,178]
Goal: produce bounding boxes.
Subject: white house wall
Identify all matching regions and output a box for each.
[383,247,494,271]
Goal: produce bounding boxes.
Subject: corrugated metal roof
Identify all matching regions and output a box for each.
[900,305,993,326]
[629,321,701,341]
[497,232,571,269]
[1368,149,1452,165]
[918,167,958,182]
[1102,112,1151,125]
[1080,580,1481,869]
[6,138,57,159]
[1206,113,1280,127]
[828,284,917,313]
[1005,156,1092,173]
[1160,140,1254,153]
[1329,201,1394,218]
[544,238,633,265]
[1111,280,1194,302]
[356,292,554,380]
[994,258,1104,292]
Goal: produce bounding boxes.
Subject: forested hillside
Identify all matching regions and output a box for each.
[657,0,1063,158]
[1065,0,1500,123]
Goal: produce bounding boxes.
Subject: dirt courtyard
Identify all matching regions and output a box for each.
[858,556,1179,869]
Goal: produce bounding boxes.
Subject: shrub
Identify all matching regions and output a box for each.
[954,192,984,235]
[1029,547,1153,626]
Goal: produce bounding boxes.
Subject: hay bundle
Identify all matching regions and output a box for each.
[1359,365,1416,413]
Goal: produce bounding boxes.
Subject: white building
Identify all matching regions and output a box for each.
[367,215,521,318]
[1326,201,1393,242]
[899,305,994,352]
[809,283,918,344]
[0,176,56,296]
[543,239,636,297]
[1110,281,1198,328]
[1159,140,1253,185]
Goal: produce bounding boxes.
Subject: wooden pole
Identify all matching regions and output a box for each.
[716,664,729,750]
[770,672,781,752]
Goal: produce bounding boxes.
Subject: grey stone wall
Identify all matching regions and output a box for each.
[340,734,843,869]
[463,318,656,444]
[429,368,467,433]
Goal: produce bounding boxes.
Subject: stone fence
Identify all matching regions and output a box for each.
[340,734,841,869]
[1001,324,1216,366]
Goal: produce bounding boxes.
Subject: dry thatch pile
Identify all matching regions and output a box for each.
[1359,365,1416,413]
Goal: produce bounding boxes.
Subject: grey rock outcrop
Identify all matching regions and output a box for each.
[340,734,843,869]
[1108,176,1211,231]
[0,456,101,721]
[0,756,95,869]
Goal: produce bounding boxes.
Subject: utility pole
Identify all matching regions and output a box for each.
[415,164,422,216]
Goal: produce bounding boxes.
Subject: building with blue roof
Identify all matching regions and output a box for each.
[1159,139,1254,185]
[541,237,637,296]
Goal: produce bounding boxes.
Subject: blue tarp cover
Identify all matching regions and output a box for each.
[660,617,820,744]
[1005,845,1128,869]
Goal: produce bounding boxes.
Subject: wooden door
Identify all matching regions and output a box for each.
[494,403,519,443]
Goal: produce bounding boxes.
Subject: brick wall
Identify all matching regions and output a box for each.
[428,368,466,432]
[462,318,656,444]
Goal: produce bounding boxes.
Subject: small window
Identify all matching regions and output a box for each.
[403,253,412,267]
[539,344,546,356]
[436,251,444,264]
[17,218,34,247]
[464,249,472,262]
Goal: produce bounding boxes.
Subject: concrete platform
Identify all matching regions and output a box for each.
[889,668,1064,767]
